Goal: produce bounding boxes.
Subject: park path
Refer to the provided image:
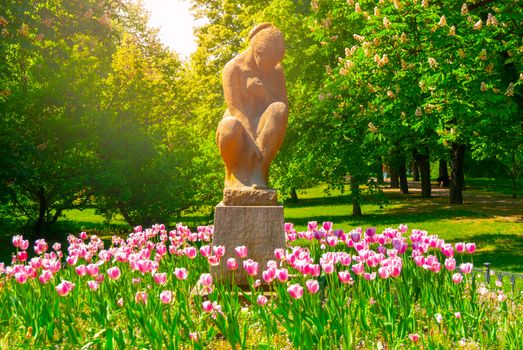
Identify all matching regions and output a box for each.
[383,181,523,221]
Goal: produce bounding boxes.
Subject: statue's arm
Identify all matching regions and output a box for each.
[273,64,288,106]
[223,62,250,123]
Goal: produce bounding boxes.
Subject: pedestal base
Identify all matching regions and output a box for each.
[223,187,278,206]
[212,202,285,285]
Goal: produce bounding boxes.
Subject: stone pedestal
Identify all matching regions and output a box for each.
[212,202,285,285]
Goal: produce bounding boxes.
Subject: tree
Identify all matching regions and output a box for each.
[0,0,120,235]
[309,0,522,205]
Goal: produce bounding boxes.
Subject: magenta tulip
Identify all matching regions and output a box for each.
[287,283,304,299]
[306,279,320,294]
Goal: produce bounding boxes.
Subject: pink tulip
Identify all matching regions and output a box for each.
[52,243,61,251]
[452,273,463,284]
[365,227,376,237]
[287,283,304,299]
[243,259,259,276]
[399,224,408,233]
[19,239,29,251]
[87,280,99,291]
[455,242,465,253]
[226,258,238,271]
[307,221,318,232]
[308,264,321,277]
[338,253,351,266]
[459,263,473,274]
[207,255,220,266]
[153,272,167,285]
[34,239,48,255]
[274,248,285,260]
[160,290,173,304]
[39,270,52,284]
[213,245,225,257]
[56,280,75,296]
[75,265,87,277]
[326,236,338,247]
[409,333,420,343]
[352,262,365,275]
[277,268,289,282]
[322,221,333,231]
[441,244,454,258]
[321,262,334,274]
[17,251,28,262]
[107,266,121,280]
[199,245,211,257]
[66,255,78,266]
[430,262,441,273]
[235,246,248,259]
[338,271,353,284]
[15,272,28,284]
[306,279,320,294]
[465,243,476,254]
[48,260,61,274]
[262,267,276,283]
[174,267,188,280]
[363,272,376,281]
[117,298,124,307]
[96,274,104,284]
[435,313,443,324]
[183,246,197,259]
[378,266,390,279]
[137,259,153,274]
[135,291,148,304]
[189,332,198,342]
[284,222,294,232]
[12,235,23,248]
[156,244,167,256]
[86,264,99,277]
[445,258,456,271]
[455,312,461,318]
[257,295,268,306]
[202,300,213,312]
[199,273,213,287]
[80,232,88,240]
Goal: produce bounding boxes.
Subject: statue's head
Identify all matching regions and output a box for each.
[249,23,285,73]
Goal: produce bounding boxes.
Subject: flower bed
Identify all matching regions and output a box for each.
[1,223,522,349]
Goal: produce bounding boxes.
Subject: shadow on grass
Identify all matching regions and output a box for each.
[284,194,355,208]
[468,233,523,273]
[286,209,488,228]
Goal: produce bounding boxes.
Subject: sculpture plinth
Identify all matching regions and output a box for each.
[212,23,288,285]
[223,188,277,206]
[212,203,284,285]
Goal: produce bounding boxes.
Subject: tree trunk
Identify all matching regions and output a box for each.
[438,159,450,188]
[350,177,362,217]
[450,143,466,204]
[412,159,420,181]
[390,166,399,188]
[35,187,47,237]
[399,161,409,194]
[376,157,384,184]
[511,150,517,198]
[414,150,431,198]
[290,187,298,202]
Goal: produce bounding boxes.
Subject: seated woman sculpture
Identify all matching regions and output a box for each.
[216,23,288,189]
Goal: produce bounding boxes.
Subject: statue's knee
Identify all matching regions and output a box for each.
[269,102,288,126]
[218,117,242,136]
[217,117,244,147]
[269,102,288,117]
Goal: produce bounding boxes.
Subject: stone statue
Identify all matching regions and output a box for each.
[216,23,288,203]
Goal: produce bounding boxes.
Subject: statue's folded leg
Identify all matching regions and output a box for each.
[217,116,255,187]
[256,102,289,173]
